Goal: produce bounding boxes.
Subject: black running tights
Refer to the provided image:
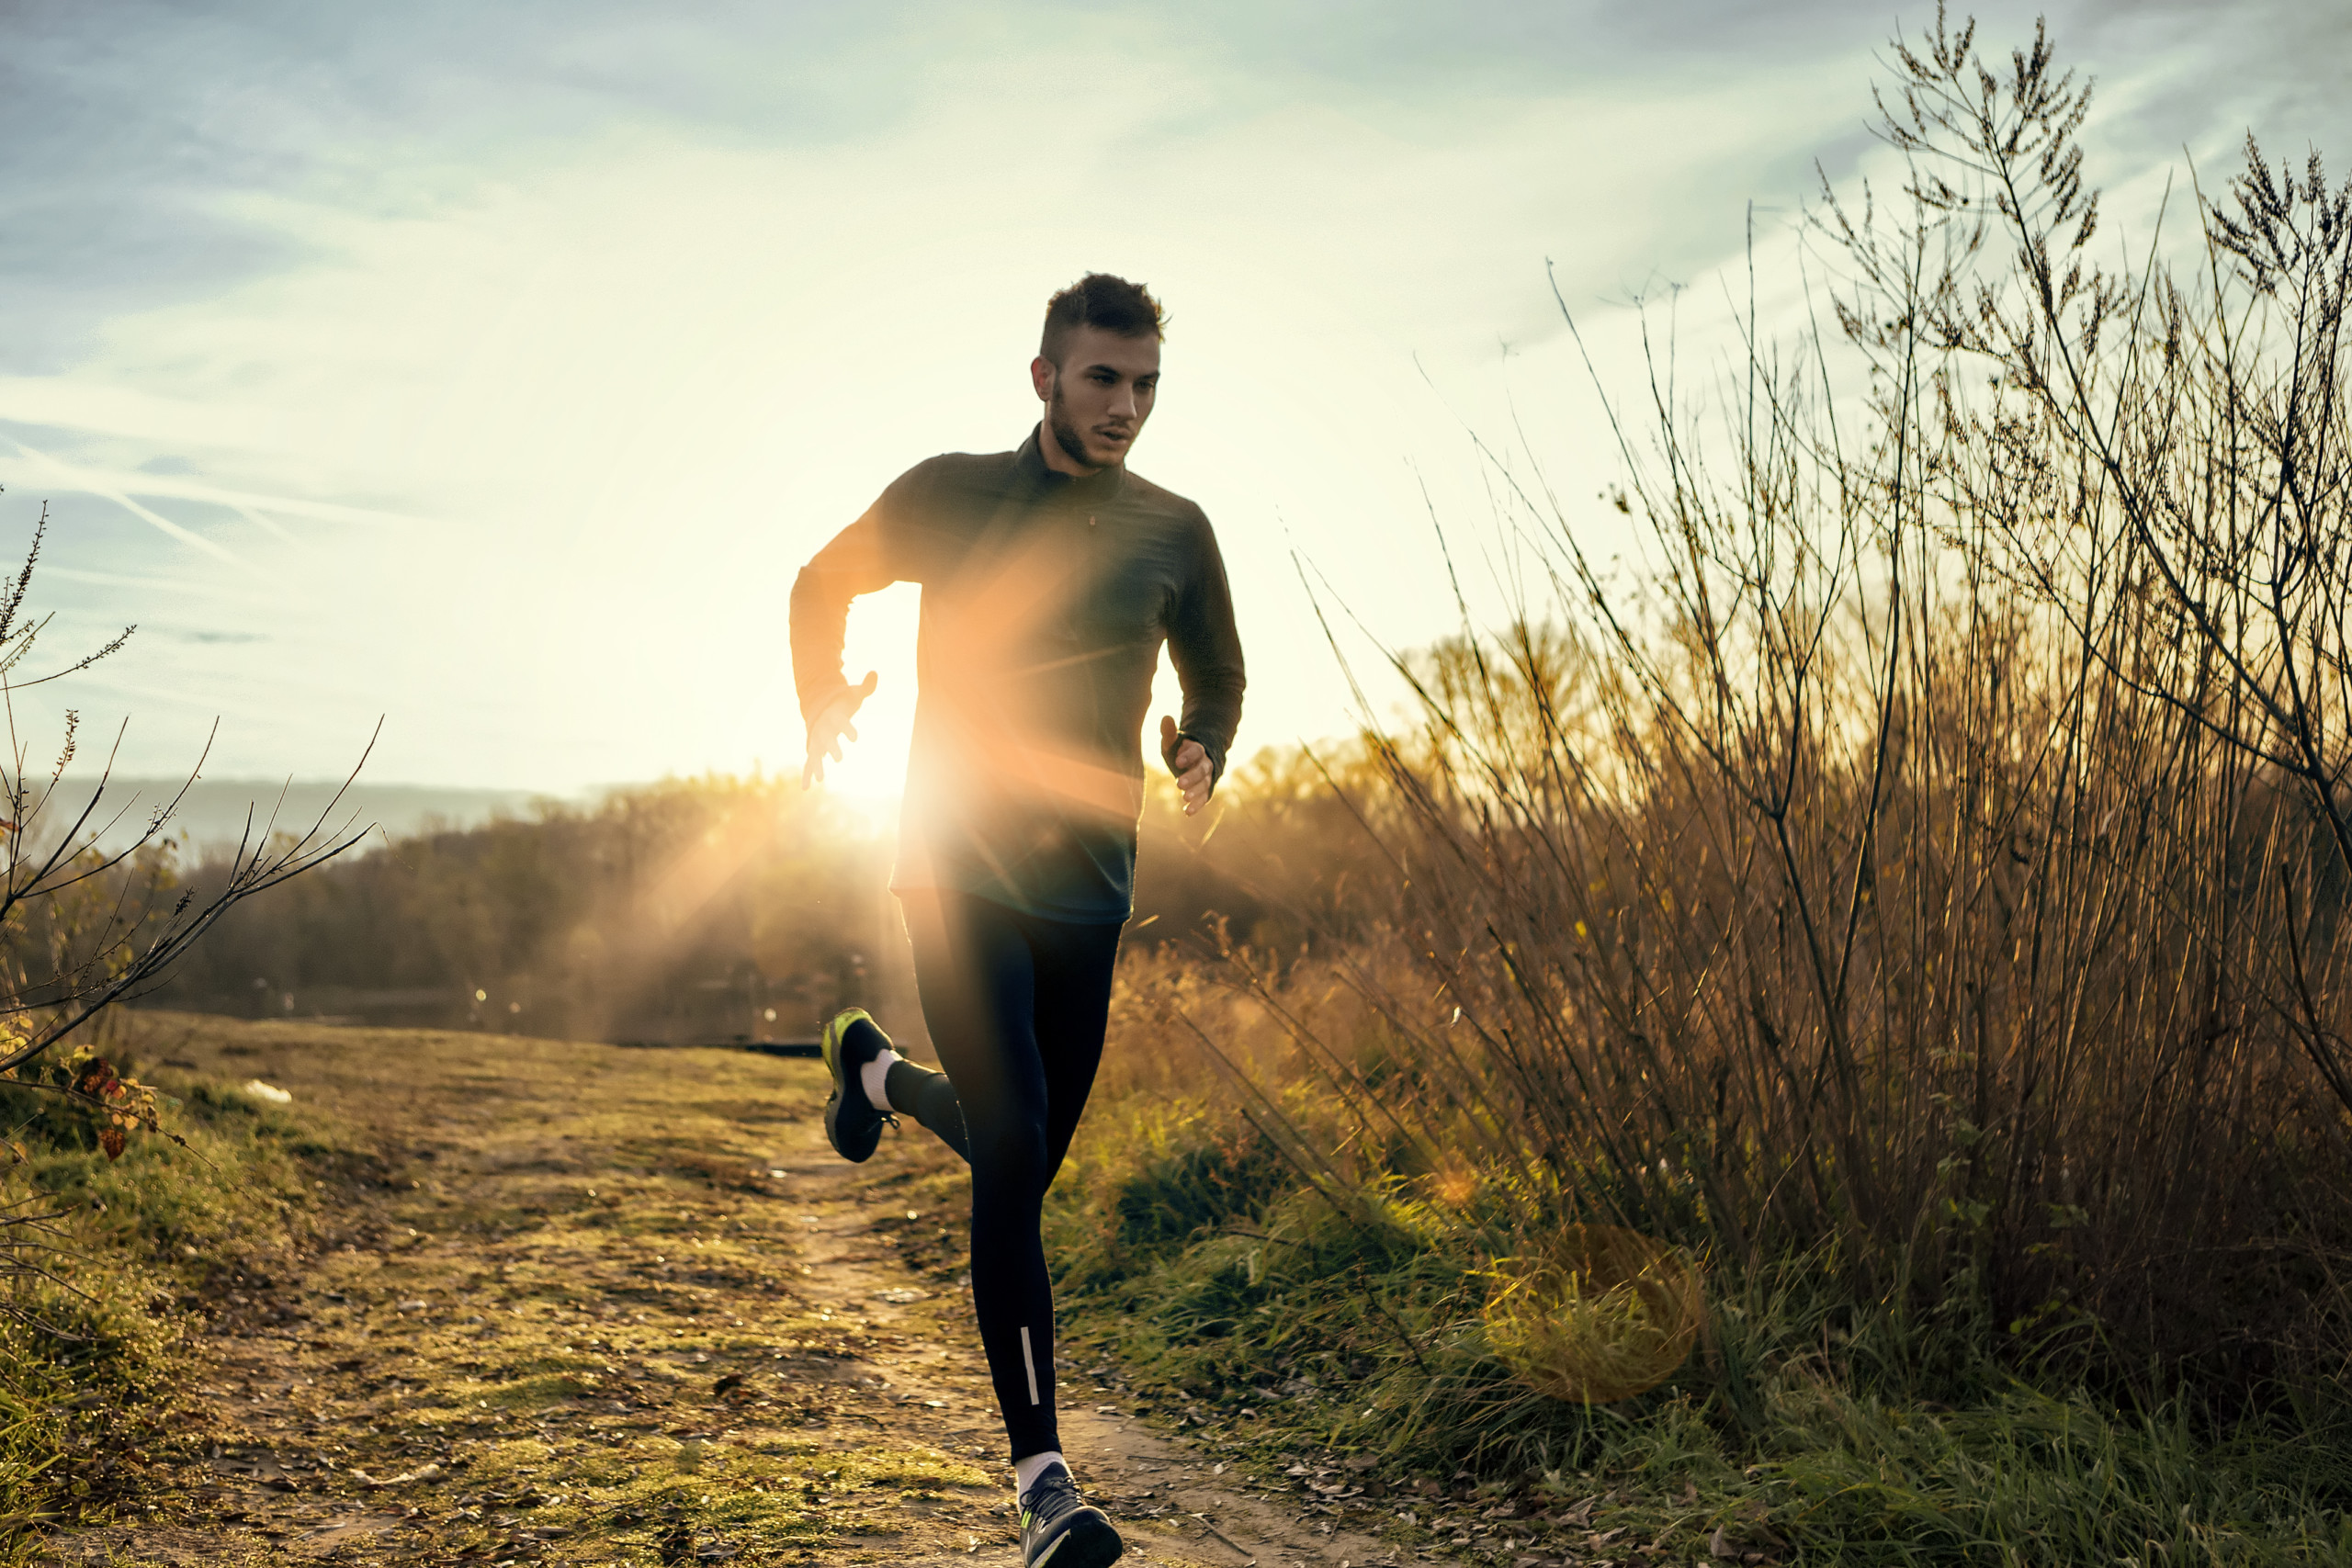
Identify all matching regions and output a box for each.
[899,889,1123,1463]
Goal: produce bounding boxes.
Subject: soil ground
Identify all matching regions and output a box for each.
[38,1015,1452,1568]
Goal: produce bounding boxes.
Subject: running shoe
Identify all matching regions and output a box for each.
[1019,1462,1124,1567]
[820,1008,895,1163]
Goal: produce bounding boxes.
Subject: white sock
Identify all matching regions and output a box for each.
[1013,1450,1068,1499]
[859,1048,901,1111]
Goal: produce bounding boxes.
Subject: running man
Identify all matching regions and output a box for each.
[789,273,1245,1568]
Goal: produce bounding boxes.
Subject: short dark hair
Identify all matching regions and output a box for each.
[1040,273,1166,367]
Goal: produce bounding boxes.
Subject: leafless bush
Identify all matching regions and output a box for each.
[1180,11,2352,1393]
[0,500,366,1299]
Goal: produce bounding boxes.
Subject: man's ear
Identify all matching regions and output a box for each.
[1030,355,1055,402]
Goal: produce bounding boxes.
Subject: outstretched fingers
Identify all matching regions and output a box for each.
[802,671,880,791]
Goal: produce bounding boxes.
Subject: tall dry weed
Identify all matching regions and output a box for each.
[1136,12,2352,1398]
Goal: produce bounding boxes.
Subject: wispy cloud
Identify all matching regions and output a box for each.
[0,1,2342,790]
[5,436,239,562]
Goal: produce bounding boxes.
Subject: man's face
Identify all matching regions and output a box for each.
[1031,326,1160,472]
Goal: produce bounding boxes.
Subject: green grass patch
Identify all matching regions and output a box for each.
[0,1046,364,1557]
[438,1429,988,1562]
[1049,1100,2352,1566]
[476,1371,609,1408]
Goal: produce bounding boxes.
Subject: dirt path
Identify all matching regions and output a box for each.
[41,1017,1442,1568]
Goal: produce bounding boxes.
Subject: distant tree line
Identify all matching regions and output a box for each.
[151,774,891,1043]
[141,750,1397,1045]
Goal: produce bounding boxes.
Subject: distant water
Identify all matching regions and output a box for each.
[27,776,554,857]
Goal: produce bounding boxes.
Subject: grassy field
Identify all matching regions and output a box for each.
[1048,1090,2352,1566]
[11,1010,989,1565]
[0,1033,356,1545]
[3,1002,2347,1567]
[0,1011,1439,1568]
[1035,953,2352,1567]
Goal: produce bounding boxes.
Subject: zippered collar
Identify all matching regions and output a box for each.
[1013,424,1128,508]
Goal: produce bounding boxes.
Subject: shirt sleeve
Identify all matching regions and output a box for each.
[789,466,932,723]
[1167,510,1247,783]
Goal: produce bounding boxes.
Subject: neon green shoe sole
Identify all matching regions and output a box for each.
[820,1009,893,1163]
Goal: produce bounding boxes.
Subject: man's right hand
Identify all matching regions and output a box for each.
[801,671,878,788]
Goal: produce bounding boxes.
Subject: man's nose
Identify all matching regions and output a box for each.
[1109,382,1138,419]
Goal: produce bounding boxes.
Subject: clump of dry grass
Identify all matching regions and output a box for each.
[1482,1226,1706,1404]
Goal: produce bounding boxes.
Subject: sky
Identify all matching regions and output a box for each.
[1,0,2346,803]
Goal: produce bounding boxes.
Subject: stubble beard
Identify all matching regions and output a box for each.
[1047,386,1110,471]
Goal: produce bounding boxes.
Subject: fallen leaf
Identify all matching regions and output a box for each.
[1711,1522,1737,1559]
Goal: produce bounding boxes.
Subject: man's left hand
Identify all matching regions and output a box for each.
[1159,716,1213,817]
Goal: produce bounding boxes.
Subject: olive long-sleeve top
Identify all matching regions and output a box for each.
[790,426,1246,922]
